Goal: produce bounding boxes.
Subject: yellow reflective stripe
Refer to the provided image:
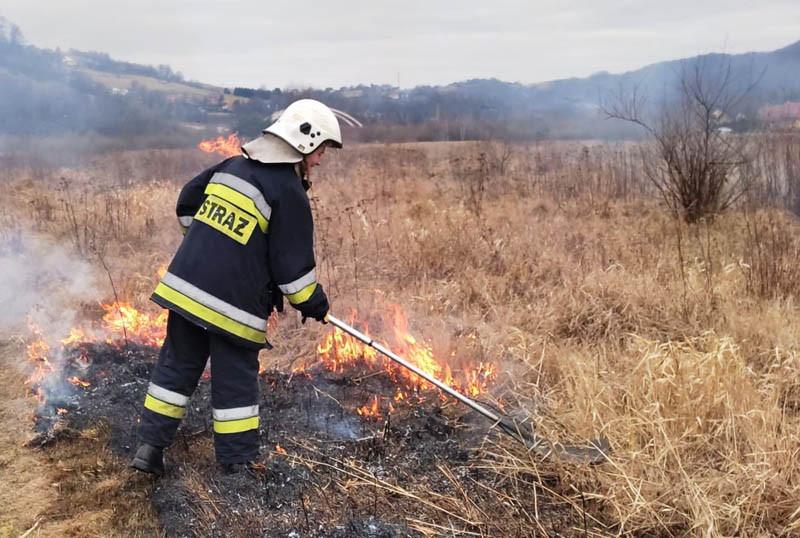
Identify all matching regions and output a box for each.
[286,282,317,305]
[154,282,266,344]
[213,416,259,434]
[144,394,186,419]
[160,272,266,331]
[205,183,268,232]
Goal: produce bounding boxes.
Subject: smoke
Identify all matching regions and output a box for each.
[0,233,103,411]
[0,234,101,335]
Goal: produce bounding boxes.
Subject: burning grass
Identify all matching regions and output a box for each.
[3,138,800,535]
[23,338,584,536]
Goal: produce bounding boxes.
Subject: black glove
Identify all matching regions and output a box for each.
[299,283,329,324]
[269,282,284,314]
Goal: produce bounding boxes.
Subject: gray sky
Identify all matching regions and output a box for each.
[2,1,798,89]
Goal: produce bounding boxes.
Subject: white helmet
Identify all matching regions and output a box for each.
[241,99,342,164]
[267,99,342,154]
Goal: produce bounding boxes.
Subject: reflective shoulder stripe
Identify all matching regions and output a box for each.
[278,269,316,295]
[286,282,317,305]
[148,383,189,407]
[178,215,193,228]
[161,272,266,331]
[212,405,259,421]
[208,172,271,229]
[210,173,272,219]
[144,394,186,419]
[213,416,259,434]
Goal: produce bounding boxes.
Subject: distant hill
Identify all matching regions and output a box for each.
[0,17,231,145]
[258,41,800,140]
[1,15,798,146]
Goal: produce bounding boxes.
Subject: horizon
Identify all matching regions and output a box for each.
[2,1,799,89]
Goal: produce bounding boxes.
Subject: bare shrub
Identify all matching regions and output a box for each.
[750,133,800,215]
[484,139,514,175]
[741,209,800,299]
[451,151,490,220]
[604,58,760,222]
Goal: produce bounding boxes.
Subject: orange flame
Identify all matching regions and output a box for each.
[356,395,383,421]
[68,376,91,388]
[309,303,498,419]
[24,269,172,411]
[314,305,496,396]
[61,327,88,346]
[25,320,53,401]
[197,133,242,157]
[100,302,168,347]
[275,444,287,455]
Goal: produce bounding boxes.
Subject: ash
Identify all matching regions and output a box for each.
[30,342,573,537]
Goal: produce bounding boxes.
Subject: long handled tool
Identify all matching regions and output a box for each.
[326,314,610,464]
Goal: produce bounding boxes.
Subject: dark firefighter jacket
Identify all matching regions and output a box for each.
[151,156,327,349]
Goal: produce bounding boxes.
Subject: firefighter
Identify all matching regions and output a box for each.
[131,99,340,475]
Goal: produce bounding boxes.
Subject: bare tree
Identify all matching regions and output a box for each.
[603,58,761,222]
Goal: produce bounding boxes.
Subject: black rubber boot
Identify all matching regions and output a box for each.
[221,461,257,476]
[131,443,165,476]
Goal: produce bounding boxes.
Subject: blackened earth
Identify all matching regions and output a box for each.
[31,342,576,537]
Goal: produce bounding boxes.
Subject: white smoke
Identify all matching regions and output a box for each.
[0,234,101,332]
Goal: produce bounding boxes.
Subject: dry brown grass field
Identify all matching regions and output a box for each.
[2,137,800,536]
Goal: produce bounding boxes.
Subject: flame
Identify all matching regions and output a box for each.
[275,444,287,455]
[100,301,168,347]
[68,376,91,388]
[25,320,54,401]
[356,395,383,421]
[197,133,242,157]
[24,267,171,411]
[61,327,88,346]
[309,302,498,419]
[56,408,69,415]
[315,305,497,396]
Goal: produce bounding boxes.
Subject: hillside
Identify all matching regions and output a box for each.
[1,15,798,147]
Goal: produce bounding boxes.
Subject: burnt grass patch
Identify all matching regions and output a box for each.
[28,342,595,537]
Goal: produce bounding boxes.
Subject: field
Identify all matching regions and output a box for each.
[1,138,800,536]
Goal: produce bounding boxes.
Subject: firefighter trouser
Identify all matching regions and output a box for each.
[138,310,261,464]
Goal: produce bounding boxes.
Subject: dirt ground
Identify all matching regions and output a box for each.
[0,339,161,538]
[0,341,56,537]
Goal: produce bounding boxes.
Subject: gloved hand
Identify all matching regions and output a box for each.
[269,282,284,314]
[301,315,328,324]
[299,284,329,324]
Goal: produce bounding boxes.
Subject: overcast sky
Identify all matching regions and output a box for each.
[3,1,799,89]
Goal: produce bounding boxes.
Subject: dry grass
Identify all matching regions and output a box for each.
[0,342,158,538]
[4,137,800,536]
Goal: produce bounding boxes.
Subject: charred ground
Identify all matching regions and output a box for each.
[27,341,587,537]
